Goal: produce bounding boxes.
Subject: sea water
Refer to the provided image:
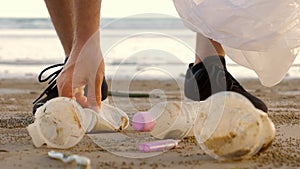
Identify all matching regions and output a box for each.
[0,17,299,80]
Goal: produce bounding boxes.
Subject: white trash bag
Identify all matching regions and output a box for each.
[173,0,300,51]
[173,0,300,86]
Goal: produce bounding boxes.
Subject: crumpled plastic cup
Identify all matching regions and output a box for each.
[84,103,129,132]
[149,91,275,160]
[27,97,129,149]
[193,92,275,160]
[27,97,86,149]
[150,101,198,139]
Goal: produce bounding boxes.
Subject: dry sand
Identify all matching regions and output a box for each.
[0,78,299,169]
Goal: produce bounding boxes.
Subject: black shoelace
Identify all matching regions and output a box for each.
[33,58,68,104]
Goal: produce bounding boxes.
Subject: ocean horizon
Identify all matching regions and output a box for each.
[0,17,299,81]
[0,17,186,30]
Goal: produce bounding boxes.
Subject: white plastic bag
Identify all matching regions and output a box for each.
[173,0,300,86]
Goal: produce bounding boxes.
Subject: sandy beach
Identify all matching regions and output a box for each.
[0,78,299,169]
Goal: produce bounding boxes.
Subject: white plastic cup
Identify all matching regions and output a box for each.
[149,91,275,160]
[256,110,276,152]
[27,97,129,149]
[86,103,129,132]
[150,101,198,139]
[193,92,275,160]
[27,97,86,149]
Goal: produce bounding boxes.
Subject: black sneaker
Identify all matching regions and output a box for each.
[184,56,268,113]
[32,59,108,114]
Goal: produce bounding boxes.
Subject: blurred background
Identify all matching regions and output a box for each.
[0,0,299,80]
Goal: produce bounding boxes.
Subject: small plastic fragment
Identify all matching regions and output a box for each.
[138,139,181,153]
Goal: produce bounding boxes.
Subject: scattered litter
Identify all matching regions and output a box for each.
[132,111,155,132]
[27,97,129,149]
[194,92,275,160]
[138,139,181,153]
[48,150,91,169]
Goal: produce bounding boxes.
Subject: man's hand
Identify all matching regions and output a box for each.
[57,31,104,112]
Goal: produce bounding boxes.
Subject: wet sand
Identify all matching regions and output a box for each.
[0,78,299,169]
